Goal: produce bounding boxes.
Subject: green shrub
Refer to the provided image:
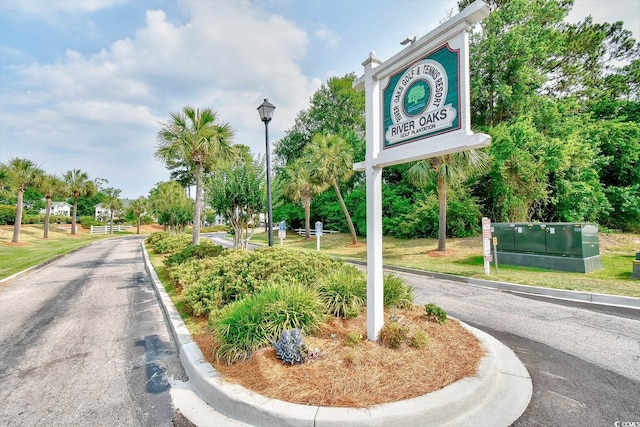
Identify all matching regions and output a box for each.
[383,273,414,309]
[380,318,409,349]
[146,231,169,246]
[424,303,447,324]
[79,216,103,227]
[179,247,341,316]
[151,233,192,254]
[410,330,430,349]
[346,332,363,347]
[317,265,366,318]
[210,282,323,364]
[164,240,226,267]
[0,205,17,225]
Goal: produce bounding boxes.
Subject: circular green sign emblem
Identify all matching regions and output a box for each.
[403,80,430,116]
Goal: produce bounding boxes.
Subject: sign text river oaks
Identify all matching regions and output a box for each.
[383,44,460,148]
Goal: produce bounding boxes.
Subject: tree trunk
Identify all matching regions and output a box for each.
[44,196,51,239]
[437,176,447,252]
[136,216,140,235]
[332,180,357,245]
[12,190,23,243]
[110,211,114,234]
[71,195,78,235]
[193,163,203,245]
[303,198,311,239]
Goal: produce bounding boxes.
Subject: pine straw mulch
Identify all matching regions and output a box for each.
[194,307,484,408]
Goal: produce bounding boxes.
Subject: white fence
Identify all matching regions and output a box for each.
[90,225,133,234]
[293,228,339,236]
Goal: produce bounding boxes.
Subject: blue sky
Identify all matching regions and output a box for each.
[1,0,638,199]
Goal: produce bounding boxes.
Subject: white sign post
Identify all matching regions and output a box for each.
[482,217,492,275]
[315,221,323,251]
[354,0,490,341]
[278,220,286,246]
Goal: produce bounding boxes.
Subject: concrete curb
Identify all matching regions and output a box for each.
[142,243,532,426]
[346,260,640,310]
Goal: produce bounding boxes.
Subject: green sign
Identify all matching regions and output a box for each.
[382,44,460,148]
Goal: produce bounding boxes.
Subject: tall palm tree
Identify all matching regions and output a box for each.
[102,187,123,234]
[4,158,44,243]
[128,197,149,235]
[281,157,328,239]
[407,149,490,251]
[156,106,234,245]
[304,134,358,245]
[39,174,65,239]
[63,169,97,235]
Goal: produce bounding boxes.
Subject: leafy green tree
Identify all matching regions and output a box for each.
[128,197,150,234]
[205,145,265,249]
[3,158,44,242]
[39,174,65,238]
[304,134,358,245]
[156,106,235,245]
[407,149,489,251]
[274,74,365,166]
[280,157,328,238]
[63,169,97,235]
[149,181,193,233]
[102,187,123,234]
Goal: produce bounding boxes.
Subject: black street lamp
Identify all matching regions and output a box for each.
[257,98,276,247]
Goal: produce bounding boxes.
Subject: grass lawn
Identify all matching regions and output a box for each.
[250,229,640,298]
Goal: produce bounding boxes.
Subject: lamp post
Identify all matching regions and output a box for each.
[257,98,276,246]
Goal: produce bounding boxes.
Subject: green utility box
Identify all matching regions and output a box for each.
[490,222,602,273]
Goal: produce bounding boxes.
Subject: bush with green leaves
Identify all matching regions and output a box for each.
[380,317,410,349]
[178,247,341,316]
[346,332,363,347]
[79,216,103,227]
[210,282,324,364]
[0,205,17,225]
[148,232,192,254]
[317,265,366,318]
[164,239,226,267]
[424,303,447,324]
[383,273,415,309]
[272,328,308,365]
[410,330,430,349]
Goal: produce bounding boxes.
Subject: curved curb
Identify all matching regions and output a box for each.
[142,243,532,426]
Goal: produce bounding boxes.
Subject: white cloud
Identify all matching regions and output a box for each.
[314,25,340,48]
[0,0,322,198]
[0,0,126,17]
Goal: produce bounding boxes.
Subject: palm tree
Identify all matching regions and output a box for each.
[128,197,149,235]
[281,157,328,239]
[304,134,358,245]
[102,187,123,234]
[39,174,65,239]
[63,169,97,235]
[156,106,234,245]
[407,149,490,251]
[4,158,44,243]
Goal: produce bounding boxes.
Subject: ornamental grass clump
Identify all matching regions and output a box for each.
[317,265,366,318]
[210,282,324,364]
[383,273,415,309]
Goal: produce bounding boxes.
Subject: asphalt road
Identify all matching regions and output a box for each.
[0,236,188,426]
[403,271,640,427]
